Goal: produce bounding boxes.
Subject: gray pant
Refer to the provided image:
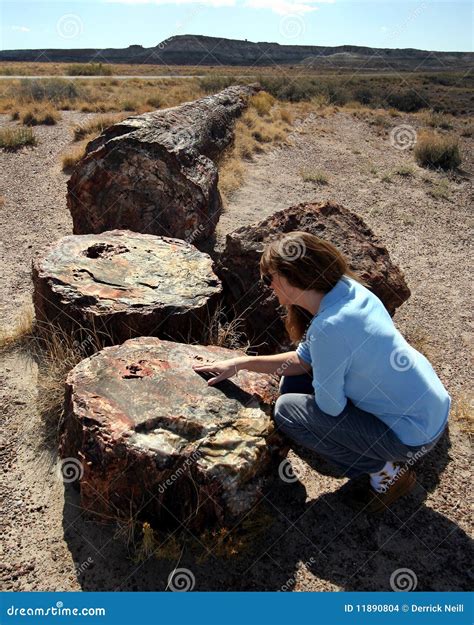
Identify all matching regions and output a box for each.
[274,374,443,478]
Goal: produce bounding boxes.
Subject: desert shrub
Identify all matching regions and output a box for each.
[326,84,350,106]
[198,75,236,93]
[67,63,113,76]
[354,88,374,105]
[0,127,37,150]
[386,90,427,112]
[415,131,461,170]
[146,95,163,109]
[20,105,60,126]
[256,77,313,102]
[300,169,329,184]
[18,78,80,103]
[419,109,453,129]
[250,91,275,116]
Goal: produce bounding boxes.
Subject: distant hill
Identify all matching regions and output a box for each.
[1,34,473,71]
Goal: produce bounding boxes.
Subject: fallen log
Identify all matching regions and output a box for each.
[67,85,260,243]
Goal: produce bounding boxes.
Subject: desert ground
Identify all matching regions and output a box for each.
[0,91,472,591]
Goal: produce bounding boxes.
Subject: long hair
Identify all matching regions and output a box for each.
[260,231,367,343]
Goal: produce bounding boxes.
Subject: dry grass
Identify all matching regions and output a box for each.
[300,168,329,185]
[1,308,115,447]
[218,96,293,202]
[394,164,415,177]
[72,113,127,141]
[62,143,87,173]
[0,127,37,150]
[418,109,454,130]
[0,305,35,351]
[451,394,474,436]
[123,505,274,564]
[415,130,462,170]
[426,177,451,200]
[66,63,113,76]
[250,91,275,117]
[12,104,61,126]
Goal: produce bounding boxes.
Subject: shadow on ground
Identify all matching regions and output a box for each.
[61,426,473,591]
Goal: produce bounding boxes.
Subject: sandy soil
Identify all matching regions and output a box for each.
[0,108,472,592]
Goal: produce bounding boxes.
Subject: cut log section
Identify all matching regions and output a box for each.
[217,201,411,354]
[58,337,284,530]
[32,230,222,345]
[67,85,260,243]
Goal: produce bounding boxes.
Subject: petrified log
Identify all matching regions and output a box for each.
[217,201,411,354]
[67,85,259,243]
[59,337,284,530]
[32,230,221,346]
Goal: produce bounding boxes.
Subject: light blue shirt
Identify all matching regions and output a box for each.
[296,276,450,446]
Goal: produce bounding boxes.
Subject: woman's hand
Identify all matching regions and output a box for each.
[192,358,240,386]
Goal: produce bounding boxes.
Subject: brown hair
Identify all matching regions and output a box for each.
[260,231,367,343]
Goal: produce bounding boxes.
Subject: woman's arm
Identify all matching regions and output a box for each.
[192,351,311,386]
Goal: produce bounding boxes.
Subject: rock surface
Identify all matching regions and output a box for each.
[59,337,284,529]
[67,85,259,243]
[32,230,222,345]
[218,201,411,353]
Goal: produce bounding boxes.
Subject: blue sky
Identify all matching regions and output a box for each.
[1,1,473,52]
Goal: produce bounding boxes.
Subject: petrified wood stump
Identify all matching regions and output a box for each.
[67,85,259,243]
[32,230,222,345]
[217,201,411,353]
[59,337,284,530]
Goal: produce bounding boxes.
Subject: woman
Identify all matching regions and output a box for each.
[192,232,450,513]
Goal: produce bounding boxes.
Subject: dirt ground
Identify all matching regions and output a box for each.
[0,107,472,592]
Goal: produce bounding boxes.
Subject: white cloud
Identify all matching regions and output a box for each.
[11,25,31,32]
[105,0,236,5]
[104,0,334,11]
[244,0,325,15]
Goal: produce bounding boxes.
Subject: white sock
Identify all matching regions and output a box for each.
[370,461,401,493]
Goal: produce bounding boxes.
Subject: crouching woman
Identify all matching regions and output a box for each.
[192,231,450,512]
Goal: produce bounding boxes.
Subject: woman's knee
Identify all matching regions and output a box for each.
[274,394,309,432]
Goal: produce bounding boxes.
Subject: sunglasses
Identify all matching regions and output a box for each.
[260,273,274,287]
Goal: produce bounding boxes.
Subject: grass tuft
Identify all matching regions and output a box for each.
[415,131,461,170]
[300,169,329,185]
[0,126,37,150]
